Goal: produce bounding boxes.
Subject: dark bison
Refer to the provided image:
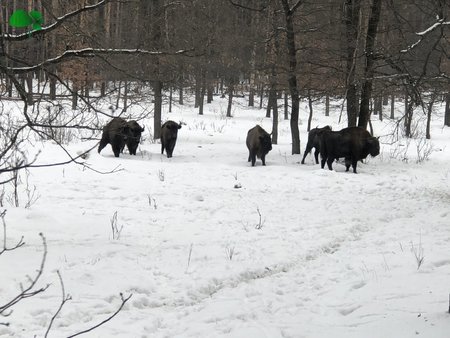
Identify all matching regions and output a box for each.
[246,125,272,166]
[98,117,131,157]
[320,127,380,173]
[301,125,332,164]
[161,120,182,158]
[122,120,144,155]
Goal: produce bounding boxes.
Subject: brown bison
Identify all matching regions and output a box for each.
[301,125,332,164]
[98,117,132,157]
[161,120,182,158]
[320,127,380,173]
[246,125,272,166]
[122,120,144,155]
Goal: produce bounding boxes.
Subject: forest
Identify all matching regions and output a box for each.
[1,0,450,337]
[1,0,449,163]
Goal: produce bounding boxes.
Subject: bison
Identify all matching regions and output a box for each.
[246,125,272,166]
[122,120,144,155]
[320,126,380,173]
[98,117,132,157]
[161,120,182,158]
[301,125,332,164]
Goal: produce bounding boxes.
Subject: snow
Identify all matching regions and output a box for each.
[1,94,450,337]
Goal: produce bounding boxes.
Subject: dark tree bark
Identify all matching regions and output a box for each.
[404,90,413,137]
[284,92,289,120]
[226,81,234,117]
[72,84,78,110]
[343,0,361,127]
[259,85,264,109]
[358,0,382,129]
[280,0,301,154]
[248,87,254,106]
[169,87,173,113]
[207,86,213,103]
[272,93,278,145]
[426,94,436,139]
[325,95,330,116]
[307,91,313,132]
[390,94,395,119]
[49,76,56,100]
[444,94,450,127]
[179,86,184,105]
[153,80,163,139]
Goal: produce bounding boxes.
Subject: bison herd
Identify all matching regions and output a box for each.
[98,118,379,173]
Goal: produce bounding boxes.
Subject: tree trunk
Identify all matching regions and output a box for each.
[404,91,413,138]
[122,81,128,112]
[115,81,121,109]
[154,80,163,139]
[325,95,330,116]
[444,93,450,127]
[357,0,382,129]
[207,86,213,103]
[72,84,78,110]
[374,96,382,121]
[179,86,183,105]
[100,82,106,97]
[426,95,436,139]
[194,73,201,108]
[26,73,33,105]
[199,77,205,115]
[169,87,172,113]
[259,85,264,109]
[284,92,289,120]
[307,91,313,132]
[343,0,361,127]
[272,94,278,145]
[226,81,234,117]
[281,0,301,154]
[249,87,254,107]
[49,76,56,100]
[390,94,395,119]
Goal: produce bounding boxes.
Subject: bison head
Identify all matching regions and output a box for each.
[367,137,380,157]
[127,121,145,143]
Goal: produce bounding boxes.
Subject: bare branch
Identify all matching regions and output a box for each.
[228,0,267,12]
[0,233,49,317]
[0,210,25,255]
[67,293,132,338]
[3,0,110,42]
[45,271,72,338]
[400,19,449,53]
[4,48,195,74]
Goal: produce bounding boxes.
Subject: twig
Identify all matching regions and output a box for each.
[66,293,132,338]
[44,271,72,338]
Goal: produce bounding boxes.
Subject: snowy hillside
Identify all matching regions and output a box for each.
[1,95,450,338]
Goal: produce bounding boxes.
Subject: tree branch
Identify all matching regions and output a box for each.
[3,0,110,42]
[67,293,132,338]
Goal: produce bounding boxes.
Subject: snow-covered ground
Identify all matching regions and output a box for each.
[1,94,450,337]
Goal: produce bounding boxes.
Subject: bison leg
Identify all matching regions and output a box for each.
[345,158,351,172]
[161,142,165,155]
[250,152,256,166]
[314,149,320,164]
[351,159,358,174]
[320,156,327,169]
[167,140,176,158]
[261,155,266,166]
[301,142,312,164]
[98,136,109,154]
[326,157,334,171]
[248,152,251,162]
[112,144,121,158]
